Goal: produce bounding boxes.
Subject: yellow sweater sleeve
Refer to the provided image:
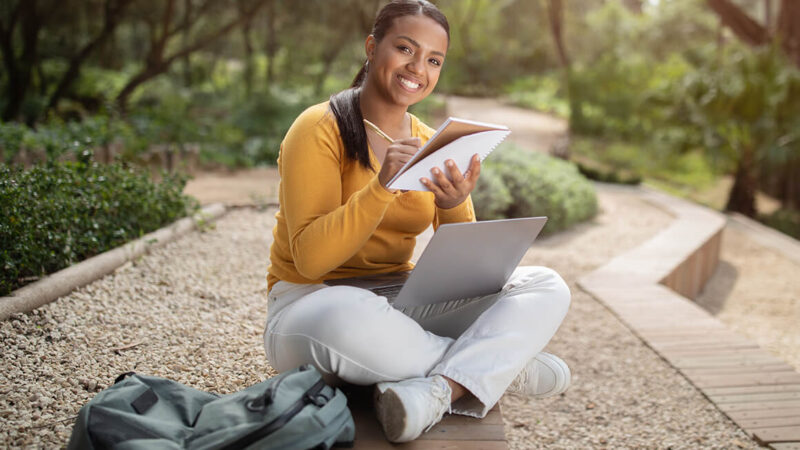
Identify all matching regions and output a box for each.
[433,194,476,230]
[278,107,398,280]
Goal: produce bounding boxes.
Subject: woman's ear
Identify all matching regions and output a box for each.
[364,34,376,62]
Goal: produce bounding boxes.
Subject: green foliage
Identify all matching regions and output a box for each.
[504,74,570,118]
[759,208,800,241]
[0,161,198,296]
[472,145,598,234]
[669,45,800,172]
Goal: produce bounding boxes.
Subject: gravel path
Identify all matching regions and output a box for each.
[0,187,758,448]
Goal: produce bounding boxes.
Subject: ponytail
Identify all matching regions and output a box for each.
[329,82,372,171]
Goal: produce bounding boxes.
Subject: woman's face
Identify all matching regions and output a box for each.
[366,14,448,108]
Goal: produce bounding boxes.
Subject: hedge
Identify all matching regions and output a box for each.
[0,158,198,295]
[472,145,598,234]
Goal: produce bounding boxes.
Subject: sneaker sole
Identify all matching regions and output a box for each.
[374,385,410,442]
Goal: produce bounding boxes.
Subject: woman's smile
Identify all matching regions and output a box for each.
[397,74,423,92]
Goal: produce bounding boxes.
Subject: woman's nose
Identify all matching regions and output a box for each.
[406,55,425,75]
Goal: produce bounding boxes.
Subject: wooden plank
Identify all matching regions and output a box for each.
[770,442,800,450]
[727,408,800,421]
[718,400,800,412]
[672,355,786,369]
[353,439,510,450]
[665,349,778,359]
[710,391,800,404]
[682,365,797,376]
[693,373,800,389]
[704,385,800,396]
[752,425,800,444]
[738,416,800,430]
[420,423,507,441]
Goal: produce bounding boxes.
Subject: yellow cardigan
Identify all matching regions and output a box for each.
[267,102,475,291]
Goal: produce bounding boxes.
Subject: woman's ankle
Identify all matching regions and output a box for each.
[442,376,467,402]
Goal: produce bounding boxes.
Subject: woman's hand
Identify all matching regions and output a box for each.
[378,137,421,192]
[422,154,481,209]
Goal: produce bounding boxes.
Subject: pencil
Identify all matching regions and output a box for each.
[363,119,395,143]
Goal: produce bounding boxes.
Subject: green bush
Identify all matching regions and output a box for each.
[472,145,598,234]
[0,159,198,295]
[760,208,800,241]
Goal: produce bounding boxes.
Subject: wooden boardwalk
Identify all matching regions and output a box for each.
[579,187,800,449]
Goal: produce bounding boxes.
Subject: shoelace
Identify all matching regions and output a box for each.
[423,379,452,433]
[508,363,537,394]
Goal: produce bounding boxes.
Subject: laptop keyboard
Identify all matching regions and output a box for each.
[370,284,403,300]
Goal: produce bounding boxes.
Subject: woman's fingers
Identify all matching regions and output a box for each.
[378,138,421,189]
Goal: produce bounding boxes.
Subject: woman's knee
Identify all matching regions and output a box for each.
[508,266,571,313]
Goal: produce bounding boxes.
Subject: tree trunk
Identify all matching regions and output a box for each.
[707,0,770,46]
[725,146,758,217]
[238,2,254,94]
[2,0,40,122]
[777,0,800,67]
[182,0,192,86]
[47,0,131,112]
[264,0,277,84]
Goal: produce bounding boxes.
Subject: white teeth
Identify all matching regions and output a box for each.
[399,76,420,89]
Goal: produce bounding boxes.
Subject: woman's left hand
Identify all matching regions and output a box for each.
[421,154,481,210]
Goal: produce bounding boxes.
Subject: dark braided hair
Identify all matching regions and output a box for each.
[329,0,449,171]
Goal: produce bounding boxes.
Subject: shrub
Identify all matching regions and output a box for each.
[473,145,598,234]
[0,159,198,295]
[759,208,800,241]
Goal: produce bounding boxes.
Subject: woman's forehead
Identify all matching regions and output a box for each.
[382,15,448,52]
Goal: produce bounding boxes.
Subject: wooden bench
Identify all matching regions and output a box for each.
[341,385,509,449]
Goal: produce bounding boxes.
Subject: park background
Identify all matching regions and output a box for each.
[1,0,800,447]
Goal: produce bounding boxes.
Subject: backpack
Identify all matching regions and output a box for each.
[67,364,355,450]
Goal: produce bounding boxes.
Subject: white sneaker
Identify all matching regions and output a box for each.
[507,352,571,398]
[373,375,452,443]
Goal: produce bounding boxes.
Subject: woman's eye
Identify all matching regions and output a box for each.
[429,58,441,67]
[398,46,412,54]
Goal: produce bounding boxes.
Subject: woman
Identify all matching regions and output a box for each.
[264,0,571,443]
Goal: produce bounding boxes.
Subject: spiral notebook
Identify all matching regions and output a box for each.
[387,117,511,191]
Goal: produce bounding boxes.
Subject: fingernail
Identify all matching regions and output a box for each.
[446,160,454,167]
[433,168,440,174]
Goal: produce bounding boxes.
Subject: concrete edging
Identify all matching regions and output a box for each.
[0,203,227,321]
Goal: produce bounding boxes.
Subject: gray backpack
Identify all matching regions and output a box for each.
[67,365,355,449]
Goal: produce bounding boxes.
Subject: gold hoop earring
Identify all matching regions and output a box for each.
[365,60,370,73]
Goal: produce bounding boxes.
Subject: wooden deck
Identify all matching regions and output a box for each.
[579,188,800,449]
[342,385,509,449]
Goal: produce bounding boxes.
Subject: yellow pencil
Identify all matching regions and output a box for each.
[363,119,395,143]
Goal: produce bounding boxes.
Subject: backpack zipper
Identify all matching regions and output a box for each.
[218,378,327,450]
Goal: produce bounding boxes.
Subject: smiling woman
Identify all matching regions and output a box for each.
[262,0,572,444]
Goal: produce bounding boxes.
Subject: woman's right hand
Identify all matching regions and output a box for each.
[378,137,421,191]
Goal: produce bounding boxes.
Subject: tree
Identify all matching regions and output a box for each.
[0,1,44,122]
[114,0,269,110]
[708,0,800,67]
[706,0,800,214]
[46,0,133,111]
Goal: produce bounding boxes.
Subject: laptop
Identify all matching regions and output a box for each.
[324,217,547,308]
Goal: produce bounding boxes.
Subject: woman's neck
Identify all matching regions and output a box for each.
[359,82,410,139]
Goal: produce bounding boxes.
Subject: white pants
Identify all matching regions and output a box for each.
[264,266,570,418]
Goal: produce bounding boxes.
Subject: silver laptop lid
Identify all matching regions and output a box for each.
[392,217,547,308]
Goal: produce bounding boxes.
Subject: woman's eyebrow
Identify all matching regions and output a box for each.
[397,35,445,58]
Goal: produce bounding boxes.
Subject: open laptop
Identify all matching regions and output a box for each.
[324,217,547,308]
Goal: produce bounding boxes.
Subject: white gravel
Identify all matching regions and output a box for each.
[0,188,759,448]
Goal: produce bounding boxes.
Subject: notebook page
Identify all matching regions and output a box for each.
[388,129,510,191]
